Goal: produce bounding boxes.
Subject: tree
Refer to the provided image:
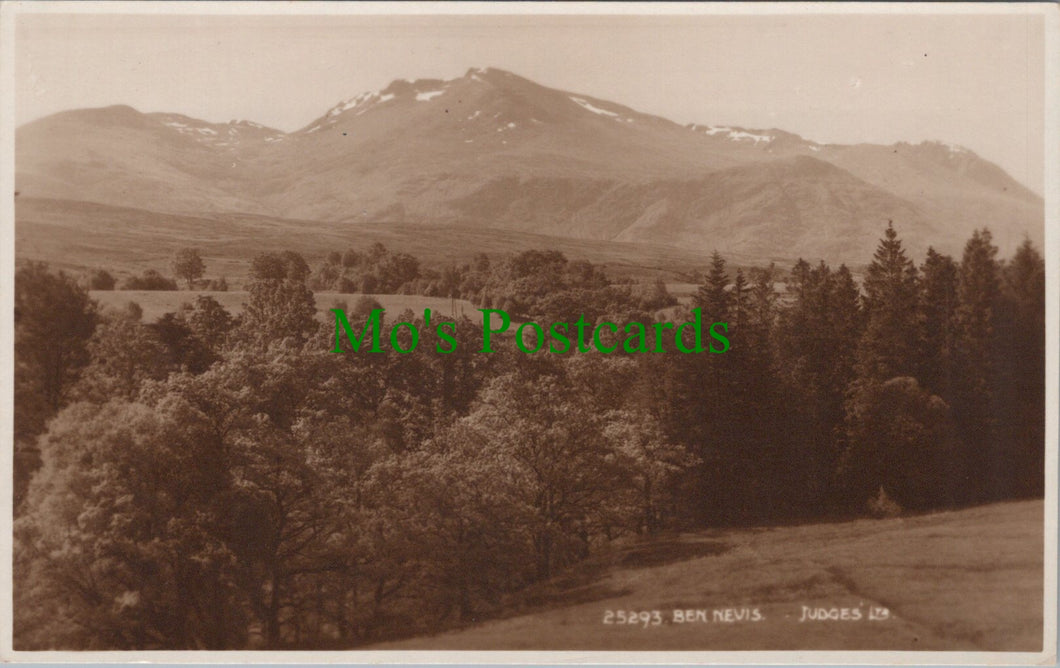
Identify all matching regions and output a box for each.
[187,295,234,352]
[951,228,1003,500]
[351,296,383,319]
[841,377,959,511]
[14,263,100,510]
[73,309,171,402]
[240,252,318,347]
[692,251,730,322]
[173,248,206,289]
[462,365,620,579]
[15,263,100,420]
[855,222,920,382]
[774,260,862,512]
[996,238,1046,496]
[88,269,116,290]
[122,270,178,291]
[602,410,697,534]
[916,248,959,397]
[15,397,240,649]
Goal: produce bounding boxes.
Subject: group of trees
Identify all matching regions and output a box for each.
[311,243,423,294]
[311,243,678,316]
[12,225,1045,649]
[85,248,227,292]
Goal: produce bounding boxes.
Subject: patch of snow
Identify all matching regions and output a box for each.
[306,125,322,134]
[415,90,445,102]
[464,139,473,143]
[265,136,284,143]
[507,122,516,129]
[378,93,395,104]
[467,111,481,120]
[809,145,820,152]
[698,125,773,144]
[570,96,618,118]
[727,130,772,144]
[197,127,218,135]
[163,121,188,129]
[330,91,379,116]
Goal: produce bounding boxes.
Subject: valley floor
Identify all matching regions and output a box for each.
[371,500,1044,651]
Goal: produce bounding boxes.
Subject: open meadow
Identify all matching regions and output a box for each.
[373,500,1044,651]
[90,289,483,325]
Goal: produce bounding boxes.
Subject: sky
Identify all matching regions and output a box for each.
[13,8,1047,193]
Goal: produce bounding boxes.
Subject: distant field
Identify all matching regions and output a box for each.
[91,290,482,324]
[373,500,1044,651]
[17,197,771,286]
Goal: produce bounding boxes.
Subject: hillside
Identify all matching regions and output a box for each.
[371,500,1044,651]
[15,67,1043,265]
[16,197,753,284]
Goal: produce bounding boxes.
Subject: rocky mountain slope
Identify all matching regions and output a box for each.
[15,67,1043,264]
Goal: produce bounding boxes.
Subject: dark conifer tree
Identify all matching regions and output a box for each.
[776,260,863,511]
[952,228,1004,501]
[693,251,731,323]
[997,239,1046,496]
[855,222,920,382]
[916,247,959,398]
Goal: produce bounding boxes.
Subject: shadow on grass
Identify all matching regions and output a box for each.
[511,536,730,615]
[610,538,730,569]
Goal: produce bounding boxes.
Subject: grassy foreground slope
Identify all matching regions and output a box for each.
[374,500,1043,651]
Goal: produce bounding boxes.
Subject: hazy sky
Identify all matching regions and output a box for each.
[14,9,1046,193]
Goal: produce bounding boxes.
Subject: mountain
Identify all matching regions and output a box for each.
[15,67,1043,265]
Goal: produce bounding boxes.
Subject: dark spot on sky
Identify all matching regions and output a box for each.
[342,132,347,136]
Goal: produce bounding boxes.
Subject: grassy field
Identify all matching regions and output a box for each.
[17,196,772,285]
[90,290,483,324]
[372,500,1044,651]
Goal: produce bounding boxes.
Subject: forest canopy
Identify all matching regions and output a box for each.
[12,224,1046,650]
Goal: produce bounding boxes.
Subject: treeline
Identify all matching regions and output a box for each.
[12,224,1044,649]
[85,248,229,291]
[311,243,677,315]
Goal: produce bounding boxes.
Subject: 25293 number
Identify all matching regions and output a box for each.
[602,609,663,627]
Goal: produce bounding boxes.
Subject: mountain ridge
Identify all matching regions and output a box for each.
[15,66,1043,265]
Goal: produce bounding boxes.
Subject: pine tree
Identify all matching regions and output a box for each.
[856,222,920,382]
[777,260,863,511]
[997,239,1046,496]
[952,228,1003,500]
[693,251,731,323]
[917,247,959,397]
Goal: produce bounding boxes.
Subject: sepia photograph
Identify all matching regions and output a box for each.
[1,1,1056,662]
